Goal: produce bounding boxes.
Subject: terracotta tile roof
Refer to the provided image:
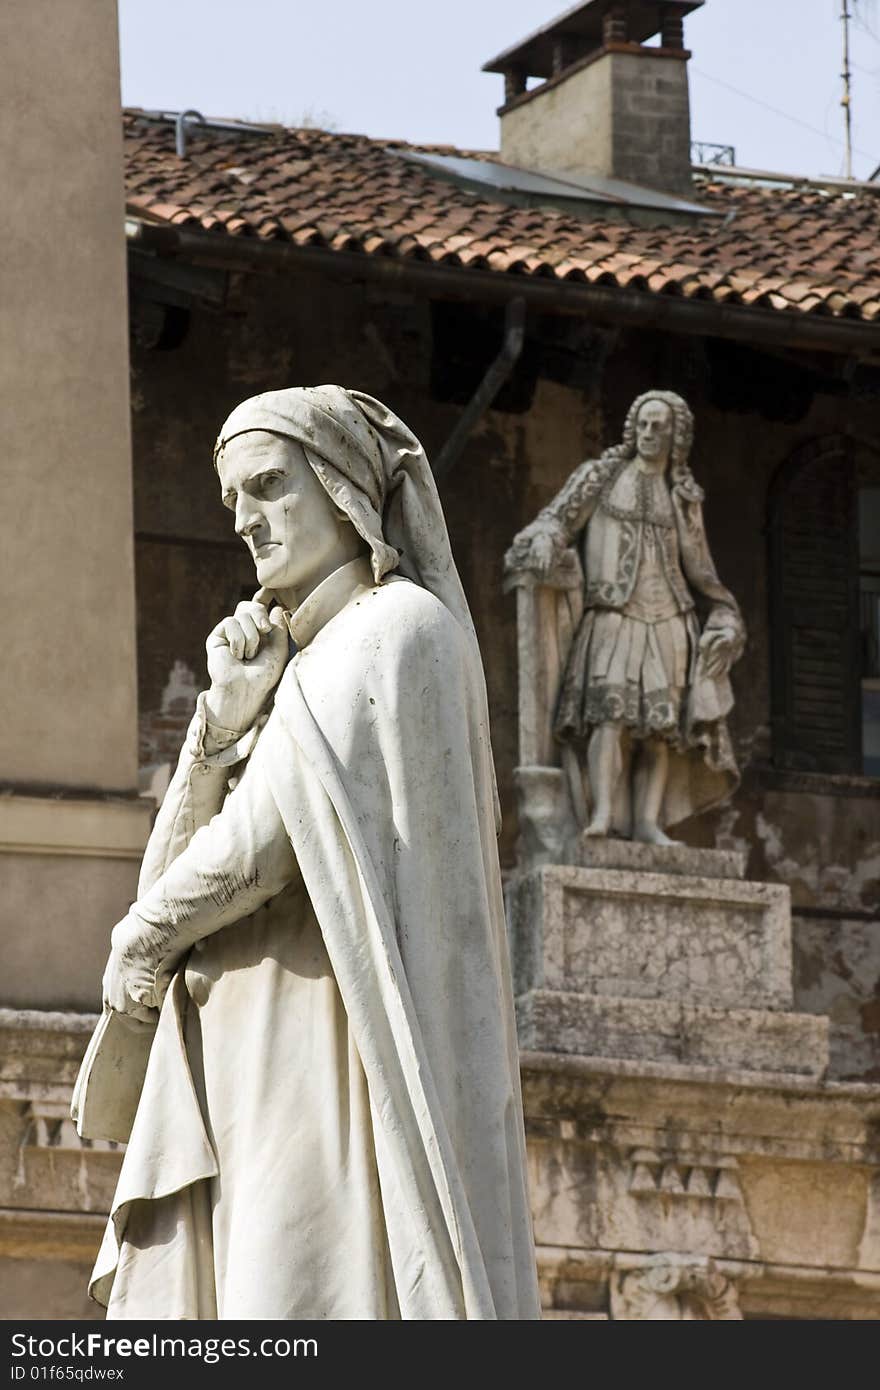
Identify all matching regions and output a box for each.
[123,111,880,325]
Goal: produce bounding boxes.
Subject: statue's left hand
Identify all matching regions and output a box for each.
[205,597,290,734]
[698,628,737,680]
[102,949,158,1023]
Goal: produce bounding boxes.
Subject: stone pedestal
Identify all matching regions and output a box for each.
[507,839,829,1080]
[505,836,880,1319]
[524,1053,880,1321]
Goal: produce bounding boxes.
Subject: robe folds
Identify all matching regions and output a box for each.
[89,567,541,1320]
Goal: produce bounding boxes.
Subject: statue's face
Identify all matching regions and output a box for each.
[217,431,347,595]
[635,400,674,469]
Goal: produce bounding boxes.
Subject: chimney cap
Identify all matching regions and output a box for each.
[483,0,703,78]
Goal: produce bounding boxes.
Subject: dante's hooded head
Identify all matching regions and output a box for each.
[214,384,499,826]
[214,385,479,643]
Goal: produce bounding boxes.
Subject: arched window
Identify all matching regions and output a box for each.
[769,436,880,777]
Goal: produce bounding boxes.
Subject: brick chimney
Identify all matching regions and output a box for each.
[483,0,703,195]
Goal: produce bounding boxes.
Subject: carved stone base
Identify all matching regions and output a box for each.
[527,1052,880,1320]
[0,1009,120,1318]
[510,863,795,1010]
[507,861,828,1079]
[514,770,750,880]
[516,989,828,1077]
[1,1016,876,1319]
[514,766,575,865]
[573,835,747,882]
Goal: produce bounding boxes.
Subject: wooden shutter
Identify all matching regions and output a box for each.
[769,439,861,773]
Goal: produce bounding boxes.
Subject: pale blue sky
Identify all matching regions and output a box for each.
[118,0,880,180]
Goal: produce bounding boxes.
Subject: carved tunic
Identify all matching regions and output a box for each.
[623,529,681,623]
[554,460,698,742]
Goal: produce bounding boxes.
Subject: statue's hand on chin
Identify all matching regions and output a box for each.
[204,597,290,733]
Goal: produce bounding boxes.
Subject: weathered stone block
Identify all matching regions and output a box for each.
[524,1053,880,1317]
[509,864,793,1010]
[574,837,746,881]
[516,989,829,1078]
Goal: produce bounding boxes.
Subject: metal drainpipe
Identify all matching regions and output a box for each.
[432,297,526,482]
[176,109,206,158]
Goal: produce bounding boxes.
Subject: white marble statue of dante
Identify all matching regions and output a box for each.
[72,386,540,1321]
[507,390,745,844]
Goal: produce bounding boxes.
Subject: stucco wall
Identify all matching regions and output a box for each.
[0,0,148,1014]
[0,0,138,792]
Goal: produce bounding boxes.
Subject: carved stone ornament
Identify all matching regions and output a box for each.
[611,1253,743,1320]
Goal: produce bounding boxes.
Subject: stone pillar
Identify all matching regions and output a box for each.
[0,0,151,1010]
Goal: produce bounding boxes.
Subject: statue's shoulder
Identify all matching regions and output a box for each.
[275,578,460,719]
[329,575,461,661]
[373,576,461,650]
[564,447,625,492]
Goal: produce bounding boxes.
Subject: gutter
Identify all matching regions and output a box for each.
[126,218,880,359]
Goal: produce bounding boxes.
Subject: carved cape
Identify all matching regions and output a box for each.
[84,572,539,1320]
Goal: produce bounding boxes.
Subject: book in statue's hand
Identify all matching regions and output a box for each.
[70,1006,157,1145]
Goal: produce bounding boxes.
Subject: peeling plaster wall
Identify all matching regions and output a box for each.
[129,268,880,1078]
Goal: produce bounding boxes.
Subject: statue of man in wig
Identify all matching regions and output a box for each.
[506,390,745,845]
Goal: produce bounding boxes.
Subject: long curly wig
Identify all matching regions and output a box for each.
[617,390,703,501]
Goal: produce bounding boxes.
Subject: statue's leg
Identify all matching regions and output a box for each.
[632,737,677,845]
[562,741,589,828]
[617,727,634,838]
[584,721,623,837]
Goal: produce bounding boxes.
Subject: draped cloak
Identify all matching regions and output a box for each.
[84,561,540,1320]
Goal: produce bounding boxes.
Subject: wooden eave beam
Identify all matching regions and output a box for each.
[125,220,880,361]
